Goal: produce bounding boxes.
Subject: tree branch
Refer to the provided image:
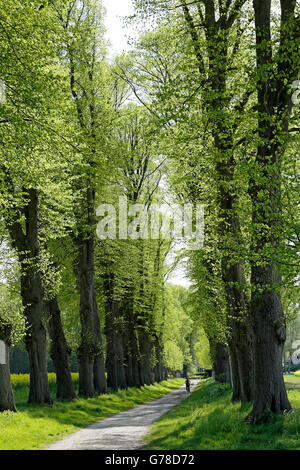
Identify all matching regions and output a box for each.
[181,0,206,80]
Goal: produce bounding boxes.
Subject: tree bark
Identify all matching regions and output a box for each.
[212,342,231,384]
[0,322,16,412]
[247,0,298,421]
[122,290,141,388]
[138,331,153,386]
[11,189,53,405]
[92,290,107,394]
[104,274,127,391]
[76,222,106,397]
[228,342,241,401]
[76,235,98,397]
[45,297,77,400]
[249,276,291,421]
[153,337,164,383]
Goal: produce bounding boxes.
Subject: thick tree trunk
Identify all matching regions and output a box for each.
[248,277,291,422]
[234,326,254,403]
[17,189,53,405]
[217,171,254,403]
[247,0,297,422]
[223,258,254,402]
[0,322,16,412]
[94,354,107,394]
[229,330,254,403]
[22,290,53,404]
[0,344,16,413]
[212,343,231,384]
[45,297,77,400]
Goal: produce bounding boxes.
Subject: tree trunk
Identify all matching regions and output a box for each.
[223,260,254,402]
[182,0,254,404]
[0,344,16,413]
[212,343,231,384]
[104,275,126,391]
[228,343,241,401]
[248,278,291,422]
[217,167,254,403]
[94,354,107,394]
[17,189,53,405]
[125,331,141,388]
[105,302,127,391]
[123,324,134,387]
[0,322,16,412]
[22,276,53,405]
[76,232,106,397]
[124,346,134,387]
[154,338,164,383]
[139,332,153,386]
[45,297,77,400]
[122,289,141,388]
[247,0,297,422]
[92,291,107,394]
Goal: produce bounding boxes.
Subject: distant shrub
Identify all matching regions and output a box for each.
[294,370,300,376]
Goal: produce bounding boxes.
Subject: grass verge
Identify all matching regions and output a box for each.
[0,377,184,450]
[284,374,300,390]
[144,378,300,450]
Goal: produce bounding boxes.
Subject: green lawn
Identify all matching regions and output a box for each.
[144,378,300,450]
[284,374,300,390]
[0,378,184,450]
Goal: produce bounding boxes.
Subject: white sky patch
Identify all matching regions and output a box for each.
[102,0,135,57]
[168,266,192,290]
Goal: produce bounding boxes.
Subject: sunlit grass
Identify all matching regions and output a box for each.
[0,377,183,450]
[144,378,300,450]
[284,374,300,390]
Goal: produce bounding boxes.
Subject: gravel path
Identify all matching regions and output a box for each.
[45,380,199,450]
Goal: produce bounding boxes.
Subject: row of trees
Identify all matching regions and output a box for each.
[0,0,299,426]
[0,0,202,412]
[124,0,300,422]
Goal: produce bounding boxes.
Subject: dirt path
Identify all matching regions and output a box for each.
[45,380,199,450]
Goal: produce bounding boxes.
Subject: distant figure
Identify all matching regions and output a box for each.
[185,377,191,393]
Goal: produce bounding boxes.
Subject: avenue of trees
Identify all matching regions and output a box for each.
[0,0,299,426]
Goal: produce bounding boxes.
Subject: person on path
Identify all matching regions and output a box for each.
[185,377,191,393]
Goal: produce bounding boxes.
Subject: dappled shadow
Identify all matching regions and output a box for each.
[144,380,300,451]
